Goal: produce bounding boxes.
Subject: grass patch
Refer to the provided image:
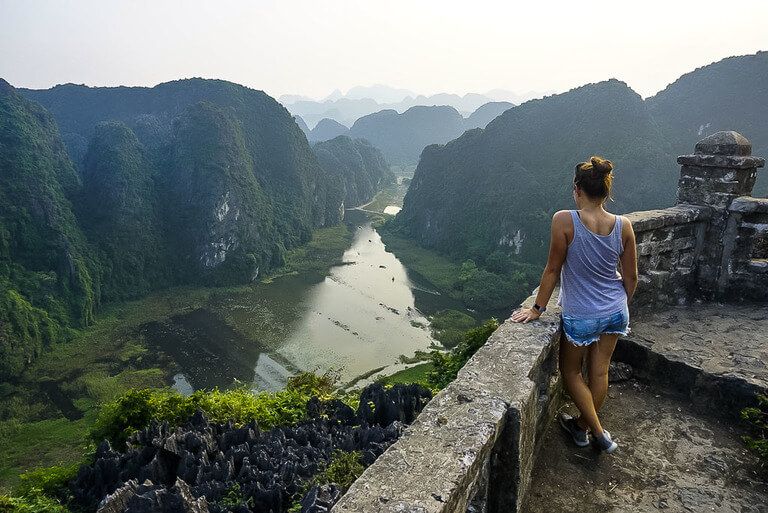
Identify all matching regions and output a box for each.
[379,231,463,296]
[0,416,93,491]
[343,366,387,390]
[360,184,407,214]
[376,363,434,389]
[265,225,353,280]
[428,310,478,348]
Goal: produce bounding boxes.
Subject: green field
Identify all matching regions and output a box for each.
[0,224,355,491]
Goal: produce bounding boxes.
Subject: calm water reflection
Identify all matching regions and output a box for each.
[144,210,471,392]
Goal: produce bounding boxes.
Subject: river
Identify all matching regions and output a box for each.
[143,209,472,393]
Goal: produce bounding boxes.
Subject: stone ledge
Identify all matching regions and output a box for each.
[616,303,768,418]
[625,205,711,233]
[677,154,765,169]
[729,196,768,213]
[333,300,561,513]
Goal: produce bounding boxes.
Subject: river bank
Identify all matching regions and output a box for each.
[0,198,477,489]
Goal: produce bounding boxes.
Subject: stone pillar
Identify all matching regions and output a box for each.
[676,131,765,299]
[676,131,763,208]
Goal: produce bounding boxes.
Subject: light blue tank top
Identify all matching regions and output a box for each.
[558,210,627,318]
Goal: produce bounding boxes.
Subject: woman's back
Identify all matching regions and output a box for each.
[559,210,627,317]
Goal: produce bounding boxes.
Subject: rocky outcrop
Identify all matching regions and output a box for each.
[72,384,432,513]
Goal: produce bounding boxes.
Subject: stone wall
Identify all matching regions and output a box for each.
[333,296,563,513]
[721,196,768,301]
[626,205,711,309]
[333,132,766,513]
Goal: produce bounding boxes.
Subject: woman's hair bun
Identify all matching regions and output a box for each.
[590,156,613,175]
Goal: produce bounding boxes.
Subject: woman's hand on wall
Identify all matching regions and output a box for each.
[511,307,542,323]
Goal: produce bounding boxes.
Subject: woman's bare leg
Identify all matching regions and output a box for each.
[587,334,619,411]
[559,335,605,436]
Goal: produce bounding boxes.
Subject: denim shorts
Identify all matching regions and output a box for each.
[561,306,630,346]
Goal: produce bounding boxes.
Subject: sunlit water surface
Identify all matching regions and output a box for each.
[144,210,470,393]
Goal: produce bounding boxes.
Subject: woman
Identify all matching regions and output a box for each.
[511,156,638,454]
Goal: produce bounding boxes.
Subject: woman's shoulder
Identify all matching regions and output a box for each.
[552,210,575,233]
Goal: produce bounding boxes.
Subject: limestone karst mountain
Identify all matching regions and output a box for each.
[465,101,515,129]
[391,79,672,264]
[349,105,468,166]
[281,89,500,128]
[312,135,395,207]
[0,80,99,379]
[3,78,392,377]
[294,114,311,136]
[308,118,350,143]
[647,51,768,195]
[391,52,768,275]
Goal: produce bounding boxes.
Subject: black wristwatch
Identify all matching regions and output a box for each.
[532,303,547,314]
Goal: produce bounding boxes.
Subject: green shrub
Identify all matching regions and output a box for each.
[286,450,365,512]
[218,482,248,508]
[315,450,364,490]
[427,319,498,390]
[0,489,70,513]
[16,465,79,499]
[91,371,339,447]
[741,394,768,470]
[428,310,477,348]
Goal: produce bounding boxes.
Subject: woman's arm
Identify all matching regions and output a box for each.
[619,216,638,302]
[512,211,570,323]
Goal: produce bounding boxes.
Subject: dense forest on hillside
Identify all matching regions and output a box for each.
[393,52,768,280]
[0,79,389,379]
[312,136,395,207]
[647,51,768,196]
[0,79,98,380]
[392,79,672,265]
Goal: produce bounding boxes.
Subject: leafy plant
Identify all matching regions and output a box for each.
[315,450,364,490]
[741,394,768,470]
[427,319,498,390]
[286,450,365,513]
[16,465,79,499]
[218,482,248,509]
[0,489,70,513]
[91,371,340,447]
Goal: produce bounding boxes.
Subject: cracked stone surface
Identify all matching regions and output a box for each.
[521,379,767,513]
[628,303,768,391]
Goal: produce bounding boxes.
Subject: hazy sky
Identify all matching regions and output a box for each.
[1,0,767,100]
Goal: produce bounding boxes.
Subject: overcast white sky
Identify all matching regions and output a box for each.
[1,0,766,99]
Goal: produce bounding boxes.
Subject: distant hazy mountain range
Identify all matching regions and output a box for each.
[279,85,545,127]
[297,101,516,165]
[392,51,768,270]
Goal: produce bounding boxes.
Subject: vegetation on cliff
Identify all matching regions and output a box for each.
[647,52,768,164]
[392,79,673,269]
[0,79,396,379]
[78,121,165,301]
[0,80,99,381]
[313,135,395,208]
[741,394,768,472]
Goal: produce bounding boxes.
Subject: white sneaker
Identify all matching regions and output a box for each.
[593,429,618,453]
